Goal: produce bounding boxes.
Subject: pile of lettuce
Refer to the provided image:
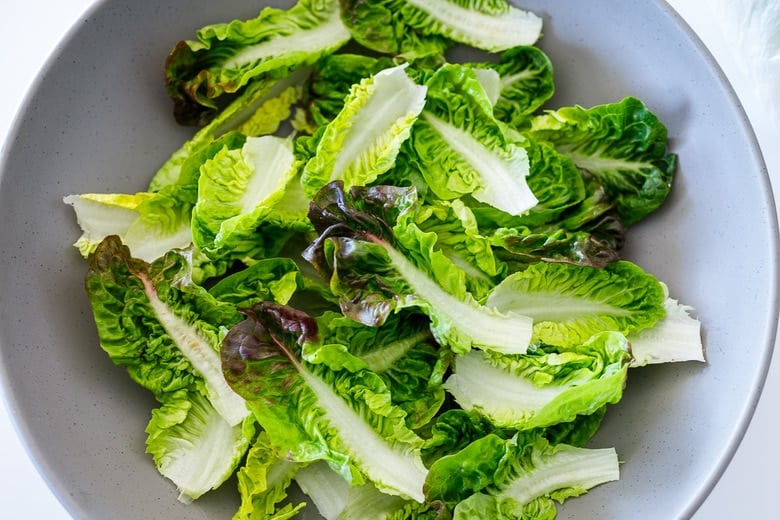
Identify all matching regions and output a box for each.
[64,0,705,518]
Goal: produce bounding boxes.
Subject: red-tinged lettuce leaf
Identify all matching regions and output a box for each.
[85,236,254,500]
[303,181,534,356]
[221,301,430,502]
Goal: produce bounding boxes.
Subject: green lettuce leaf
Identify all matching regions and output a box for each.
[299,53,398,130]
[473,45,555,129]
[527,97,677,226]
[486,260,667,348]
[343,0,542,54]
[295,460,445,519]
[627,285,704,367]
[63,192,157,258]
[85,236,249,426]
[85,236,253,501]
[314,310,448,429]
[164,0,350,125]
[232,431,307,520]
[405,64,538,216]
[208,257,303,309]
[192,134,311,264]
[145,389,252,503]
[150,67,310,191]
[413,198,506,300]
[63,184,194,264]
[338,0,453,61]
[425,430,618,518]
[64,131,249,271]
[443,332,631,430]
[300,64,427,198]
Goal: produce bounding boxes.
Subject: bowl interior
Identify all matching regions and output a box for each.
[0,1,776,518]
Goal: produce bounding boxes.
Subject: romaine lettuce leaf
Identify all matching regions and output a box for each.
[413,198,506,300]
[150,67,310,191]
[406,64,538,216]
[300,64,427,199]
[423,426,618,518]
[628,286,704,367]
[63,192,157,258]
[221,302,429,502]
[164,0,351,125]
[192,134,311,264]
[65,131,249,271]
[303,181,534,355]
[527,97,677,226]
[338,0,452,61]
[64,185,194,264]
[343,0,542,54]
[473,45,555,129]
[486,260,667,348]
[299,53,398,130]
[208,257,303,309]
[447,432,618,519]
[145,389,252,503]
[86,236,249,425]
[443,332,631,430]
[85,237,255,500]
[314,310,448,429]
[233,431,307,520]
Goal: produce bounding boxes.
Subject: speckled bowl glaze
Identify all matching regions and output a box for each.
[0,1,776,518]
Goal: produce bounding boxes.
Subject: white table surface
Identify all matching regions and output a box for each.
[1,1,778,518]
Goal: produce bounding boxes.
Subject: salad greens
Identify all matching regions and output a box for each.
[65,0,705,518]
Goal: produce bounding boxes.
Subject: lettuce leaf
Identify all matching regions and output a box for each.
[339,0,452,61]
[208,257,303,309]
[299,53,398,130]
[443,332,631,430]
[150,67,310,191]
[342,0,542,54]
[446,432,618,519]
[164,0,350,125]
[221,302,429,502]
[412,198,506,300]
[473,45,555,129]
[405,64,538,216]
[232,431,307,520]
[527,97,677,226]
[145,389,252,503]
[191,134,311,264]
[86,236,248,425]
[314,310,448,429]
[303,181,535,355]
[628,286,705,367]
[486,260,667,348]
[85,236,252,499]
[300,64,427,198]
